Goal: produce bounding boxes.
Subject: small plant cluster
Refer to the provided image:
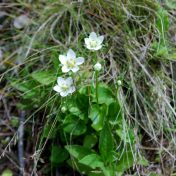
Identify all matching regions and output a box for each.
[6,0,175,175]
[37,31,147,176]
[10,31,148,175]
[53,32,104,97]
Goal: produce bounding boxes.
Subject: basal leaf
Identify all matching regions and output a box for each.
[63,115,87,135]
[65,145,93,160]
[83,134,98,149]
[50,146,69,165]
[99,124,114,163]
[79,154,104,169]
[92,84,115,105]
[89,104,107,131]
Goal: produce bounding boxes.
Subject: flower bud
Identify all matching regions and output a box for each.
[117,80,122,86]
[61,106,67,113]
[93,62,102,71]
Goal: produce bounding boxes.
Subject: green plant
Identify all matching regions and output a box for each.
[2,0,176,175]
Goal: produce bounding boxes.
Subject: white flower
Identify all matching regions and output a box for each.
[53,77,75,97]
[59,49,84,73]
[84,32,104,51]
[13,15,30,29]
[94,62,102,71]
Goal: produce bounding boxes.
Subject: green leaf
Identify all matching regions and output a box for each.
[92,84,115,105]
[89,104,107,131]
[67,159,92,175]
[42,124,56,139]
[88,172,103,176]
[108,101,122,125]
[1,169,13,176]
[50,146,69,165]
[79,154,104,169]
[156,8,169,34]
[63,122,87,135]
[99,124,114,163]
[151,41,169,58]
[11,80,40,100]
[116,151,134,173]
[31,70,55,85]
[65,145,93,160]
[116,128,135,144]
[77,91,90,111]
[137,156,149,166]
[63,115,87,135]
[11,80,33,92]
[66,96,88,121]
[83,134,98,149]
[78,85,90,95]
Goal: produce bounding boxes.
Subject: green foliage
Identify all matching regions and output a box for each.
[79,154,104,169]
[152,7,170,58]
[83,134,97,149]
[31,70,56,85]
[62,115,87,135]
[40,82,144,175]
[116,151,134,173]
[50,146,69,165]
[92,84,115,105]
[88,104,107,131]
[1,169,13,176]
[65,145,93,160]
[99,124,114,163]
[42,124,56,139]
[7,0,166,175]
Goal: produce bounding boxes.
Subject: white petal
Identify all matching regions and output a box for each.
[71,66,79,73]
[60,91,69,97]
[84,38,90,46]
[98,35,104,43]
[67,49,76,59]
[89,32,97,39]
[57,77,65,84]
[93,45,102,50]
[62,66,70,73]
[65,77,73,86]
[76,57,84,65]
[53,85,61,93]
[68,86,76,94]
[59,55,67,64]
[85,44,93,50]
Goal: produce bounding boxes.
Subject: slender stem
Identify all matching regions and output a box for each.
[95,71,99,104]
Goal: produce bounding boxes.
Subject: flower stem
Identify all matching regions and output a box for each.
[95,71,99,104]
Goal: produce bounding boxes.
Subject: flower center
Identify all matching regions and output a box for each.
[90,40,98,48]
[66,59,76,68]
[61,84,69,91]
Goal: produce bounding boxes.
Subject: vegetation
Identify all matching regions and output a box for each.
[1,0,176,175]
